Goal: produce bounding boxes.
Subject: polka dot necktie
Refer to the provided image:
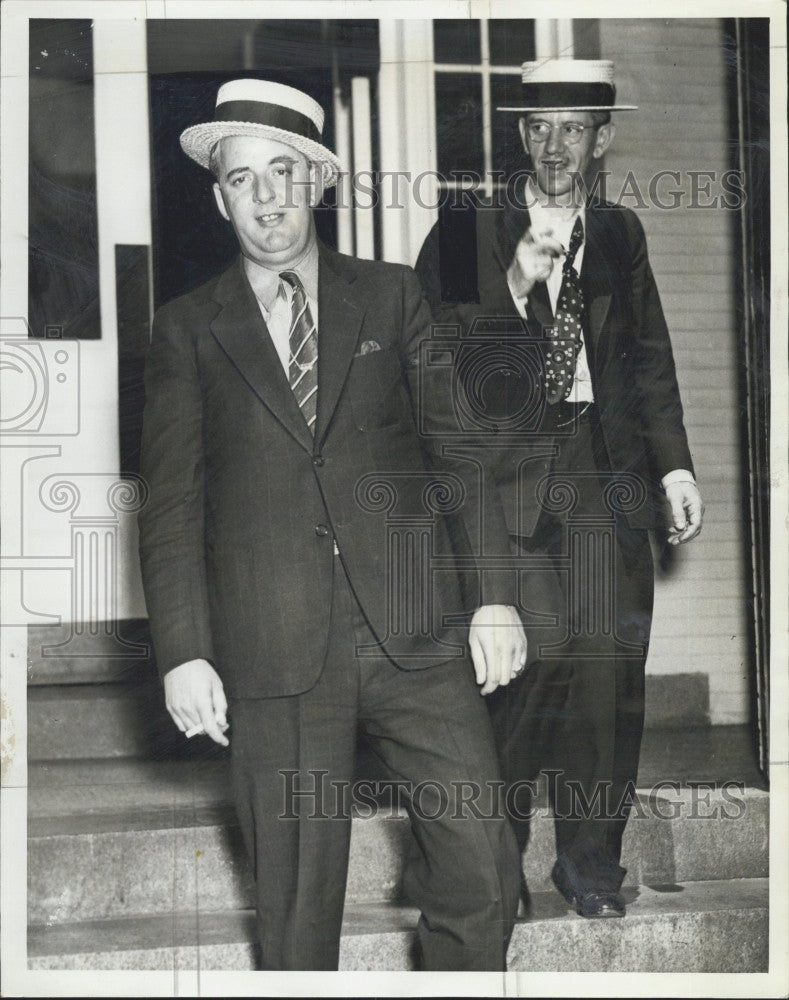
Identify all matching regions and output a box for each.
[544,217,585,405]
[281,271,318,433]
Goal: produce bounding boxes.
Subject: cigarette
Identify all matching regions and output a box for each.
[185,723,205,739]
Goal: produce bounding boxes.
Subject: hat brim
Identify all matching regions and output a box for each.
[496,104,638,112]
[180,121,342,187]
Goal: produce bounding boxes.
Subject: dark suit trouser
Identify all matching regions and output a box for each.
[229,554,520,971]
[487,408,654,893]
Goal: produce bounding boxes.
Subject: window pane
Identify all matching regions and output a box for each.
[433,19,481,64]
[29,19,99,338]
[488,19,535,66]
[435,73,483,178]
[490,74,530,178]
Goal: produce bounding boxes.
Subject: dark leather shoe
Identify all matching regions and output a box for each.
[573,889,626,918]
[552,860,626,918]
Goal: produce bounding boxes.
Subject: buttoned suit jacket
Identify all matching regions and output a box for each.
[415,197,694,538]
[139,243,513,699]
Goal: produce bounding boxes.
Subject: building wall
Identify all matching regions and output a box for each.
[9,16,755,725]
[598,18,752,723]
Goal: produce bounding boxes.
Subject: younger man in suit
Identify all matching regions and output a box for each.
[139,78,526,971]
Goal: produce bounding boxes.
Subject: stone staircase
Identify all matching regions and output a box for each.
[27,622,769,972]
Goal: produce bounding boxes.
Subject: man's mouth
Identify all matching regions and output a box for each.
[256,212,283,226]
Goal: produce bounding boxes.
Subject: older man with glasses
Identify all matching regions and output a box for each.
[416,58,704,919]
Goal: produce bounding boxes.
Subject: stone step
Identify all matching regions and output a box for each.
[27,878,769,972]
[27,684,178,761]
[27,621,156,686]
[26,670,712,760]
[29,718,762,821]
[28,757,767,925]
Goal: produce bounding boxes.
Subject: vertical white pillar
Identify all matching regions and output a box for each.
[556,20,575,59]
[93,17,152,307]
[534,19,557,58]
[91,19,151,620]
[377,19,437,266]
[351,76,375,260]
[480,19,493,194]
[534,20,575,59]
[333,74,354,256]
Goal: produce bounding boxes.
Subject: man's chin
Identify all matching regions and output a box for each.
[249,236,302,266]
[536,171,573,197]
[535,175,587,205]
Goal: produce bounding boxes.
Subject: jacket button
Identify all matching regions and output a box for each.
[315,523,330,537]
[313,455,325,467]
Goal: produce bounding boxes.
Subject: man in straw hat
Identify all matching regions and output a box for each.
[416,59,704,918]
[139,78,526,970]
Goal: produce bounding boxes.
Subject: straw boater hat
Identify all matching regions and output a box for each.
[497,58,637,112]
[180,79,342,187]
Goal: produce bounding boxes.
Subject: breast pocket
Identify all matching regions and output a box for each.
[346,346,409,432]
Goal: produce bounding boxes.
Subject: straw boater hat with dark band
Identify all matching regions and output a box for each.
[497,58,637,112]
[180,79,342,187]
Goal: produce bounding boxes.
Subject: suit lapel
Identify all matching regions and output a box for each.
[582,205,615,347]
[314,244,365,445]
[210,258,313,452]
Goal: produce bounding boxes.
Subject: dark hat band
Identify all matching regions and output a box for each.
[214,100,322,143]
[521,81,616,108]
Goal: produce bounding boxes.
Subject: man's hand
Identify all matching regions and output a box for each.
[665,481,705,546]
[469,605,528,696]
[507,227,565,298]
[164,658,229,746]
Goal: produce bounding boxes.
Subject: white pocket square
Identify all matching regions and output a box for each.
[355,340,382,357]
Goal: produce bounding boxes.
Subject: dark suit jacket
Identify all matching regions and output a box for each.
[415,198,694,537]
[139,243,514,699]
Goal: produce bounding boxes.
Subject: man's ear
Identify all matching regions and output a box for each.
[517,116,529,152]
[213,182,230,221]
[592,122,616,159]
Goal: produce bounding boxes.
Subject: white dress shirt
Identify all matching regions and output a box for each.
[508,193,594,404]
[244,240,320,375]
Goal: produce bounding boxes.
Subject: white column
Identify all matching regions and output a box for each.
[480,18,493,191]
[377,19,437,266]
[351,76,375,260]
[534,20,575,59]
[333,71,354,256]
[90,19,151,621]
[556,19,575,59]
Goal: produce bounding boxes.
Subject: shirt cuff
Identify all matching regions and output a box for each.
[661,469,696,490]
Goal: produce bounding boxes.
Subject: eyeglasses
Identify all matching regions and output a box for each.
[526,121,596,146]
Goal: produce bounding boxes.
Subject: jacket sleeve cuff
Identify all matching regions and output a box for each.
[478,567,518,609]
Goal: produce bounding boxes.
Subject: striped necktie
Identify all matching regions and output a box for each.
[544,216,585,404]
[280,271,318,433]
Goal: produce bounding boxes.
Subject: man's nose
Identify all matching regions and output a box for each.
[544,125,566,155]
[253,175,274,202]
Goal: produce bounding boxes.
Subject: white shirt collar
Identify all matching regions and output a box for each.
[525,177,586,247]
[243,237,319,312]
